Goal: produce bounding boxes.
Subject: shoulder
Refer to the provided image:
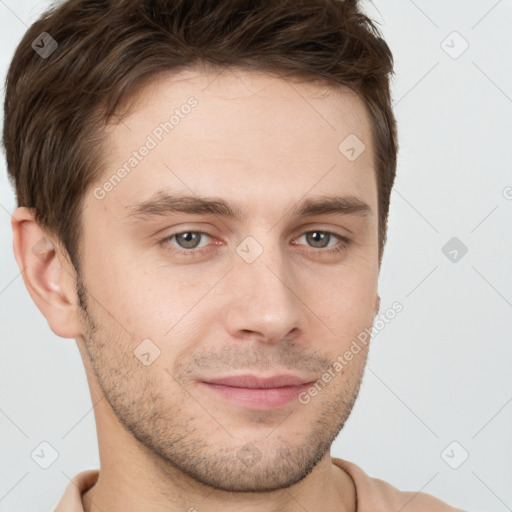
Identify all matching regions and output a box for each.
[332,457,466,512]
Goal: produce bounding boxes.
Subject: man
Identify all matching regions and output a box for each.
[5,0,465,510]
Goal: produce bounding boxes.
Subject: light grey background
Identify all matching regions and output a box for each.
[1,1,511,511]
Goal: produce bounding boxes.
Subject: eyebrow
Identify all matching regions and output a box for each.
[123,191,372,222]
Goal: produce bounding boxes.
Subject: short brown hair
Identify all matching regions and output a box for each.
[3,0,398,273]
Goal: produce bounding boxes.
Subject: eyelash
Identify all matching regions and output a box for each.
[158,229,351,258]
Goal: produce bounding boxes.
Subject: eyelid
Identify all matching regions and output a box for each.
[289,223,352,242]
[160,223,350,242]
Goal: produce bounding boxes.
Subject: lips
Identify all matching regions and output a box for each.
[199,374,315,410]
[202,374,313,388]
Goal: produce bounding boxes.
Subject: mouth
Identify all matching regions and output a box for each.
[198,374,315,410]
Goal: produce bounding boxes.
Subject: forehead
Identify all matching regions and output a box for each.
[92,66,376,221]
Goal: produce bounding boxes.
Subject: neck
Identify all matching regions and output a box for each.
[82,454,355,512]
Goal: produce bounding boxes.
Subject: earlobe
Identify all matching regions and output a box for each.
[11,207,82,339]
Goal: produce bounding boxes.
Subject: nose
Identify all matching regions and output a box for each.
[222,238,303,345]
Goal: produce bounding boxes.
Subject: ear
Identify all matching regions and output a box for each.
[374,294,381,316]
[11,207,82,339]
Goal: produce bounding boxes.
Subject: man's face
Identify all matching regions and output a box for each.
[76,67,379,492]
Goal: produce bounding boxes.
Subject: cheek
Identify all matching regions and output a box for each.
[98,261,211,349]
[308,264,378,344]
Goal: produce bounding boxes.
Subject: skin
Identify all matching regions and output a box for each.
[12,65,381,512]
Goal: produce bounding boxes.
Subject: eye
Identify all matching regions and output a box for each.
[161,231,213,254]
[159,229,351,258]
[296,231,339,249]
[169,231,210,249]
[293,230,350,255]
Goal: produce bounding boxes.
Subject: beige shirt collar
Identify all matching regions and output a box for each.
[54,458,465,511]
